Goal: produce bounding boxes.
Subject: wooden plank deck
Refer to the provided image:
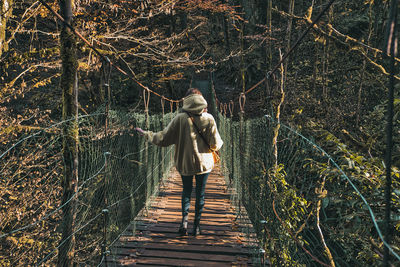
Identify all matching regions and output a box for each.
[106,167,258,266]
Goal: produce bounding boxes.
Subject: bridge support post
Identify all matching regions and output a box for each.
[238,95,245,220]
[144,89,150,214]
[101,61,111,266]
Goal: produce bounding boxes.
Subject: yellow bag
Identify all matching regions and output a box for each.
[212,150,220,164]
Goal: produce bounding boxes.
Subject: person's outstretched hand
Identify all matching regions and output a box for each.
[135,127,145,136]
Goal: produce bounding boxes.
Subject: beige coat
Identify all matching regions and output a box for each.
[144,94,223,176]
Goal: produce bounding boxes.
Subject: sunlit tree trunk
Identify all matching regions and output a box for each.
[58,0,78,266]
[0,0,12,57]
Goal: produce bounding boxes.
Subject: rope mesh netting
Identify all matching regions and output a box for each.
[217,113,400,266]
[0,108,174,266]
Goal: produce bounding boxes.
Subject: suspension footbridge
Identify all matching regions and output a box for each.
[1,108,399,266]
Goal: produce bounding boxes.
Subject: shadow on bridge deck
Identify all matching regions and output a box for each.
[105,167,258,266]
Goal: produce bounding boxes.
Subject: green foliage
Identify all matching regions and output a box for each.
[363,98,400,166]
[265,164,309,266]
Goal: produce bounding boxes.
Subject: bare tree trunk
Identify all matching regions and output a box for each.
[58,0,78,266]
[267,0,272,67]
[373,0,384,48]
[312,44,319,99]
[322,6,333,102]
[222,13,231,54]
[356,59,367,127]
[383,1,398,265]
[322,38,329,101]
[284,0,295,82]
[0,0,13,57]
[240,21,245,93]
[357,4,376,127]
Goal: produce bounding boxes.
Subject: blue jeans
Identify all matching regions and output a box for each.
[181,173,210,224]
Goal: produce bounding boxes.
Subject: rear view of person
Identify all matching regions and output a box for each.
[135,88,223,236]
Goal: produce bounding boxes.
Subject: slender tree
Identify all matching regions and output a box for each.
[0,0,13,57]
[58,0,79,266]
[383,0,398,265]
[284,0,295,82]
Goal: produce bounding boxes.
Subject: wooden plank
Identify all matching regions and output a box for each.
[106,256,234,266]
[154,200,232,205]
[115,242,253,256]
[152,211,236,218]
[113,247,247,262]
[119,236,250,247]
[122,232,252,244]
[144,207,236,215]
[150,202,234,209]
[133,221,234,230]
[133,227,240,237]
[130,217,236,225]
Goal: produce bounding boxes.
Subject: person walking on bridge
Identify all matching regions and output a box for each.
[135,88,223,236]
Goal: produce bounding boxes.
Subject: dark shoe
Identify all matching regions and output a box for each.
[178,215,188,236]
[178,225,188,236]
[191,225,201,236]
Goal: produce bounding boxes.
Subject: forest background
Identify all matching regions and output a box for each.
[0,0,399,266]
